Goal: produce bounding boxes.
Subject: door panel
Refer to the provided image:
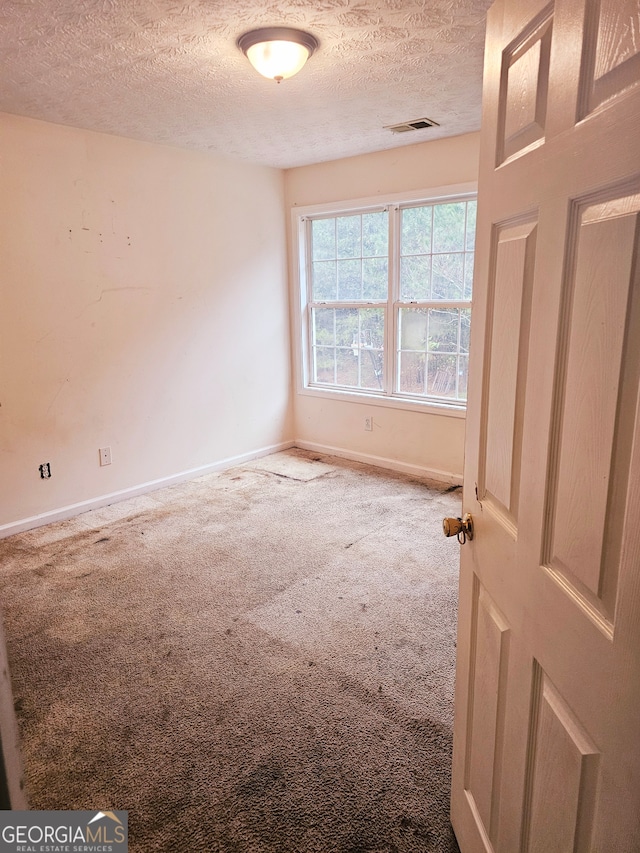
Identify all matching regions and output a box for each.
[585,0,640,112]
[481,220,537,529]
[498,8,552,163]
[523,666,600,853]
[451,0,640,849]
[464,581,510,841]
[545,196,640,626]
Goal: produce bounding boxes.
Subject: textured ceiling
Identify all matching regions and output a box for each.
[0,0,491,169]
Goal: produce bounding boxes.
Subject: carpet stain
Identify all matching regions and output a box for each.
[237,760,286,796]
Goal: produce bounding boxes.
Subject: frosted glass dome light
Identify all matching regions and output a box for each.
[238,27,319,82]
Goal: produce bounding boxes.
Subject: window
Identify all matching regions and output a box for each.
[296,189,476,411]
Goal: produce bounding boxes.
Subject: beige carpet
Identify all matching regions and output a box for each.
[0,449,462,852]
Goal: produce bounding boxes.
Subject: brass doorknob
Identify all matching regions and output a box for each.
[443,513,474,543]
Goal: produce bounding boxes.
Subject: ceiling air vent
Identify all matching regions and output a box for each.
[385,117,440,134]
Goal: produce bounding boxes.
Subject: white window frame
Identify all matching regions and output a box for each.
[291,182,477,419]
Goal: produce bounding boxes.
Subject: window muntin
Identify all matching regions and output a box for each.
[304,195,476,408]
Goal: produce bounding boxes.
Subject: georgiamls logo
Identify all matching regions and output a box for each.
[0,809,128,850]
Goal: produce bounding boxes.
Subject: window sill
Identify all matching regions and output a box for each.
[299,384,467,419]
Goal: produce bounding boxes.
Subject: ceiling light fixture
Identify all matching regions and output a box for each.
[237,27,319,83]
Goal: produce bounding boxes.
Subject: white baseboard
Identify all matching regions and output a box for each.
[0,440,295,539]
[294,440,463,486]
[1,439,460,539]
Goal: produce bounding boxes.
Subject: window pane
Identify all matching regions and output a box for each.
[312,260,337,300]
[311,211,388,303]
[401,206,432,255]
[458,354,469,399]
[336,348,359,387]
[337,215,361,258]
[361,351,384,390]
[399,307,428,350]
[398,351,426,395]
[464,253,474,299]
[428,308,459,353]
[466,201,477,251]
[313,307,335,346]
[427,353,458,398]
[432,253,464,300]
[400,256,431,300]
[460,308,471,353]
[311,307,384,392]
[396,306,469,402]
[314,346,336,384]
[363,257,388,300]
[362,211,388,257]
[312,219,336,261]
[335,308,359,346]
[337,259,361,300]
[433,202,465,252]
[355,307,384,352]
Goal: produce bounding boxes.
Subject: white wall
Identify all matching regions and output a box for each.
[284,132,480,481]
[0,114,293,531]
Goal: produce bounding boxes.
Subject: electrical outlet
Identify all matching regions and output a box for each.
[39,462,51,479]
[99,446,112,466]
[364,417,373,432]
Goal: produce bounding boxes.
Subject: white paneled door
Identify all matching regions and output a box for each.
[451,0,640,850]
